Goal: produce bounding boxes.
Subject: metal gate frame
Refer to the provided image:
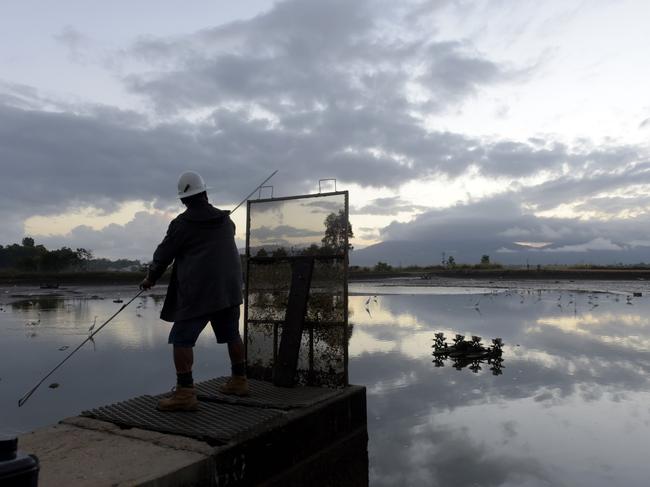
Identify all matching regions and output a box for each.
[244,191,349,386]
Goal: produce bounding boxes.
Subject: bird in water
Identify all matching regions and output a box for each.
[26,313,40,326]
[88,316,97,334]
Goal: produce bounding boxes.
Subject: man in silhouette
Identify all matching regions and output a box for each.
[140,171,248,411]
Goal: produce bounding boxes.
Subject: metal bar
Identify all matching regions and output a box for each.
[318,179,337,193]
[308,323,315,384]
[249,190,347,204]
[230,170,278,214]
[248,319,346,326]
[244,199,252,363]
[257,185,274,199]
[273,257,314,387]
[249,254,345,263]
[343,190,350,386]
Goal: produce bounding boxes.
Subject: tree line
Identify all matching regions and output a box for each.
[0,238,142,272]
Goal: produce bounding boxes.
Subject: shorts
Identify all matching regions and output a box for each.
[168,305,241,347]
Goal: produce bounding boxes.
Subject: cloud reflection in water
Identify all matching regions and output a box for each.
[348,288,650,487]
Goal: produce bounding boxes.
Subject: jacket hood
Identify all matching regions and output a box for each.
[179,202,230,226]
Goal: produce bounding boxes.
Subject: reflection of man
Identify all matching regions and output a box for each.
[140,171,249,411]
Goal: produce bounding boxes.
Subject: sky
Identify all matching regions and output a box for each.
[1,0,650,263]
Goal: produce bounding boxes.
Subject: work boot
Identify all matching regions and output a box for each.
[157,386,199,411]
[218,376,250,396]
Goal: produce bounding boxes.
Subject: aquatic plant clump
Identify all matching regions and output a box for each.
[432,332,504,375]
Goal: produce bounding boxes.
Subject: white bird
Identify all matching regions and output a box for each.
[88,316,97,334]
[26,313,40,326]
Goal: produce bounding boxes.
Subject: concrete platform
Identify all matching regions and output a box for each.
[18,378,367,486]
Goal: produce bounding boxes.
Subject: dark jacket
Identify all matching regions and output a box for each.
[147,200,243,322]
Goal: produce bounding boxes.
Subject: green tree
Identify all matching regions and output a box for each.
[447,255,456,268]
[75,248,93,270]
[271,247,288,258]
[301,243,321,256]
[321,210,354,252]
[374,261,393,272]
[40,247,72,272]
[480,255,490,265]
[22,237,35,247]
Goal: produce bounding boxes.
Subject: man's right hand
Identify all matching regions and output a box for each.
[139,278,154,290]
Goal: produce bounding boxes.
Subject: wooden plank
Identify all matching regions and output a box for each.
[273,257,314,387]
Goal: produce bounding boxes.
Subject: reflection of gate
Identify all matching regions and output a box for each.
[245,191,349,387]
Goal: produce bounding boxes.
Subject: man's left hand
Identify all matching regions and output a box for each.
[140,278,154,290]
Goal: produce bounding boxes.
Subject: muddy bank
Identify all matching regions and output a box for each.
[0,271,171,287]
[0,284,166,306]
[350,268,650,281]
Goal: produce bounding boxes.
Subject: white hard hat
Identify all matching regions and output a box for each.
[177,171,208,198]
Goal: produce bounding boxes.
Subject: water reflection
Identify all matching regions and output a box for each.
[248,193,348,255]
[246,192,349,387]
[2,285,650,486]
[348,288,650,487]
[0,292,234,437]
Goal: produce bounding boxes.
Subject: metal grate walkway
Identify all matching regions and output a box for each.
[195,377,344,409]
[81,377,344,444]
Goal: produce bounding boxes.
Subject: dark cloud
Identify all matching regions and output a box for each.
[351,194,650,265]
[381,193,650,247]
[0,103,291,218]
[1,0,649,260]
[522,159,650,211]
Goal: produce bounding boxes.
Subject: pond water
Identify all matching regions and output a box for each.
[1,283,649,486]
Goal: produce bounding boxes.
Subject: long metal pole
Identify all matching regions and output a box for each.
[229,170,278,215]
[18,289,145,407]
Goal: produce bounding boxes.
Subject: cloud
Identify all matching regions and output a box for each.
[2,0,650,262]
[522,158,650,211]
[358,193,650,265]
[54,26,91,63]
[356,196,427,215]
[251,224,323,241]
[35,211,171,260]
[350,292,650,485]
[0,103,288,220]
[542,237,623,253]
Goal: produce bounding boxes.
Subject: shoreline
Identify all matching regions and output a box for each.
[2,268,650,287]
[349,268,650,281]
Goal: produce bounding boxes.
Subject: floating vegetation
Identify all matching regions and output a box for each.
[58,346,69,351]
[48,383,59,389]
[432,333,504,375]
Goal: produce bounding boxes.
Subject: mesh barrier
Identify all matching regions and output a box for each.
[245,192,349,387]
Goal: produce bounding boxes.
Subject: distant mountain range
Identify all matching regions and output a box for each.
[350,240,650,267]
